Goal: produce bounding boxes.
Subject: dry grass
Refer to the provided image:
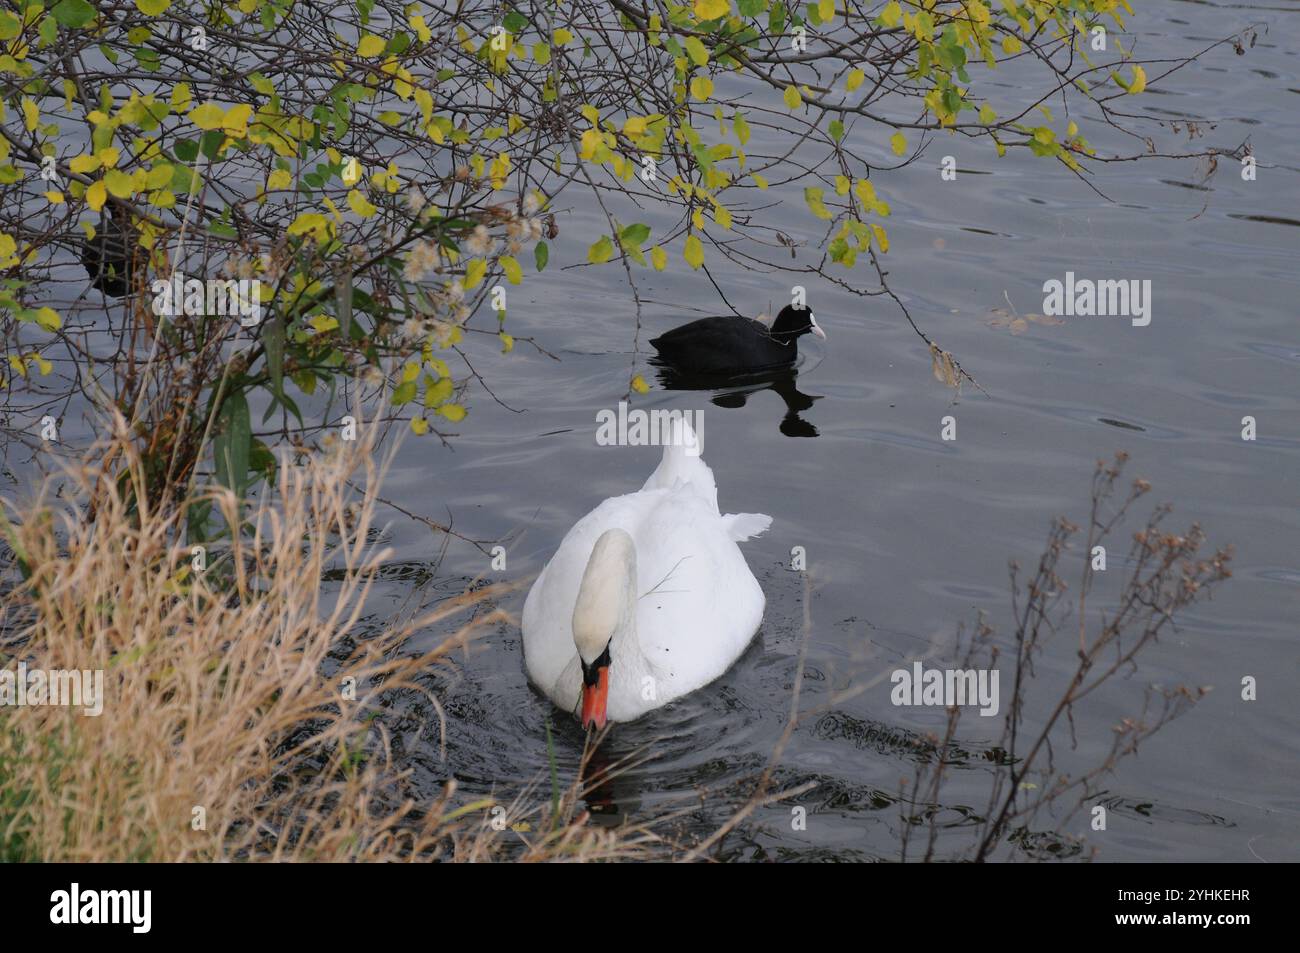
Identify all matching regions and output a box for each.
[0,409,669,862]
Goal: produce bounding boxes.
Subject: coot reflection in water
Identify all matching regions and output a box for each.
[652,364,823,438]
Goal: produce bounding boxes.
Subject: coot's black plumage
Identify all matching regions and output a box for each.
[80,206,136,298]
[649,305,825,375]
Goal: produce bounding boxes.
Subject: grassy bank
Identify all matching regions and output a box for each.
[0,411,661,861]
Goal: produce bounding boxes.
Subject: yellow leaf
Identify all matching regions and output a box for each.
[86,179,107,212]
[145,163,173,189]
[21,97,37,132]
[286,212,335,241]
[1001,35,1022,54]
[684,37,708,67]
[35,307,61,331]
[552,28,573,46]
[188,102,225,130]
[683,234,704,269]
[104,169,135,198]
[630,374,650,394]
[890,132,907,156]
[588,235,613,264]
[464,258,487,289]
[346,188,377,217]
[222,104,252,137]
[846,68,864,92]
[694,0,729,19]
[267,168,291,190]
[357,34,386,57]
[437,403,467,422]
[752,173,768,189]
[783,85,801,110]
[690,76,713,101]
[1126,65,1147,95]
[501,256,522,284]
[409,14,432,43]
[817,0,835,24]
[650,246,667,271]
[410,417,429,435]
[135,0,172,14]
[879,0,902,28]
[499,332,514,353]
[69,154,101,174]
[44,191,64,204]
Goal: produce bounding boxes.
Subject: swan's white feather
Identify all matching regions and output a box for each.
[523,428,768,723]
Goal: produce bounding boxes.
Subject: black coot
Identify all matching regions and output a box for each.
[80,206,136,298]
[649,304,825,375]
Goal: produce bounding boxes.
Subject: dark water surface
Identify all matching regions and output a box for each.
[12,1,1299,860]
[368,0,1299,862]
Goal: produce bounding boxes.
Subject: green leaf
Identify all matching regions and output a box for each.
[51,0,97,28]
[828,119,844,142]
[213,389,252,501]
[391,379,417,406]
[263,315,286,404]
[684,36,709,67]
[503,11,528,33]
[619,223,651,247]
[248,438,277,484]
[534,241,549,271]
[769,1,786,33]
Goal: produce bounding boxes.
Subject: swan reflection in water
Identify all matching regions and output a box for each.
[651,365,822,438]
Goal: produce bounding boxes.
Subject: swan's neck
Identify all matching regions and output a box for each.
[573,529,651,680]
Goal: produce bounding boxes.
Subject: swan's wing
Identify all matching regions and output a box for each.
[631,488,766,693]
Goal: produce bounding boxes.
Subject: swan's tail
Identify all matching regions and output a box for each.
[722,512,772,542]
[640,413,717,510]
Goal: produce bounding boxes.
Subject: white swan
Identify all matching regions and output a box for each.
[522,418,770,728]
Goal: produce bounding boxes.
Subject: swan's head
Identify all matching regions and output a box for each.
[772,305,826,343]
[572,528,637,730]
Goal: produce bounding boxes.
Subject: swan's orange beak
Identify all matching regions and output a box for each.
[581,665,609,730]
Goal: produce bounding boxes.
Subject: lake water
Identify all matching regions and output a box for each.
[11,0,1299,861]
